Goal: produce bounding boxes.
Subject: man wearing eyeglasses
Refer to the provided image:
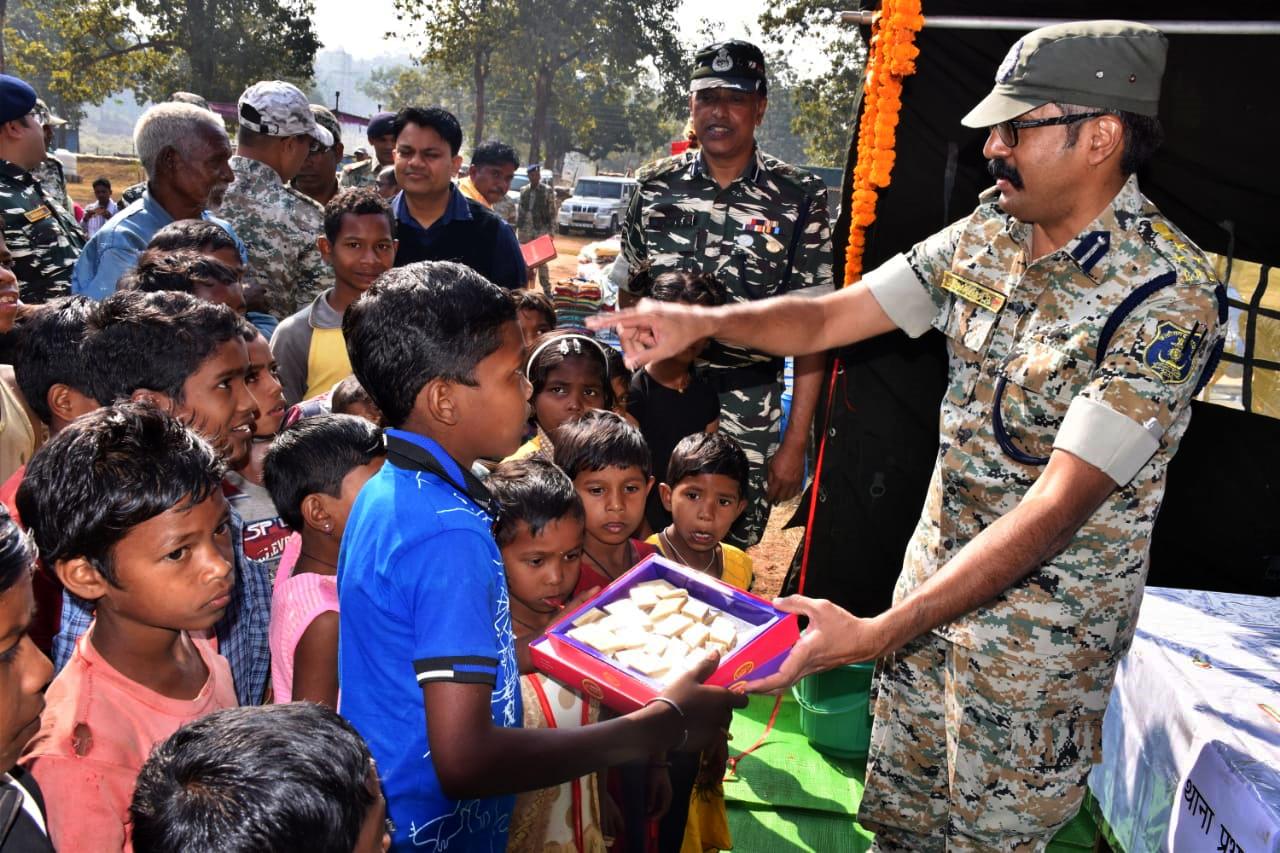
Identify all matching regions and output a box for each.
[594,21,1223,850]
[291,105,345,208]
[217,80,333,319]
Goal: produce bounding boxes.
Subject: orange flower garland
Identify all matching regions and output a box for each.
[844,0,924,284]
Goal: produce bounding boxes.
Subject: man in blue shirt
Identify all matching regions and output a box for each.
[389,107,526,289]
[339,261,743,852]
[72,102,245,300]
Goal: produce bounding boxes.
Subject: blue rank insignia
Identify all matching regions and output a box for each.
[1143,320,1203,384]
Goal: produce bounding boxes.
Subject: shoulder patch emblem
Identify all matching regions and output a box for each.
[1143,320,1204,384]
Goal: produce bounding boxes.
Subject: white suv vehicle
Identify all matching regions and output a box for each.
[557,176,638,236]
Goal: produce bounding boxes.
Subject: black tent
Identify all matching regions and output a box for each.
[786,2,1280,614]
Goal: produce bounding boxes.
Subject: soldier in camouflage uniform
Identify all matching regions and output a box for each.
[0,76,83,302]
[597,22,1222,851]
[517,163,557,292]
[340,111,396,190]
[217,80,333,318]
[31,99,73,216]
[616,40,832,547]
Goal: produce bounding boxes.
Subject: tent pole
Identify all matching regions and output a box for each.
[839,11,1280,35]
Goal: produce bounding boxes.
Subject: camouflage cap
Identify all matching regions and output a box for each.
[35,97,68,127]
[0,76,37,125]
[237,80,334,146]
[690,40,767,94]
[963,20,1167,127]
[309,104,342,149]
[169,91,210,110]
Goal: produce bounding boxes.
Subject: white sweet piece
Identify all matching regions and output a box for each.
[613,626,649,650]
[705,641,729,657]
[573,608,606,627]
[654,613,694,638]
[681,622,711,649]
[629,585,661,610]
[708,618,738,650]
[643,635,670,657]
[681,599,711,623]
[569,625,626,654]
[649,597,684,621]
[604,599,646,620]
[615,650,670,678]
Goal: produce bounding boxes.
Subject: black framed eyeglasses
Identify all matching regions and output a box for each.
[992,112,1106,148]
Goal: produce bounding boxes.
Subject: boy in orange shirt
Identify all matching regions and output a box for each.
[18,404,239,851]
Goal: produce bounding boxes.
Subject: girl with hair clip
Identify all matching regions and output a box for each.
[506,330,614,462]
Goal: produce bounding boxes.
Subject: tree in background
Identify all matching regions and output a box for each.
[759,0,867,166]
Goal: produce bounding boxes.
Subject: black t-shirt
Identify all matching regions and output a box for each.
[628,368,721,531]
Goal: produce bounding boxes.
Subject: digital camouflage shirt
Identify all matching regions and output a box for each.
[619,147,834,369]
[339,157,379,190]
[31,156,72,216]
[0,159,84,302]
[517,182,557,241]
[865,175,1224,668]
[217,155,328,318]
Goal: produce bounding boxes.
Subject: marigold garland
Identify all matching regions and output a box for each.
[844,0,924,285]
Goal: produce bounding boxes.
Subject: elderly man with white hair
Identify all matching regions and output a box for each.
[71,102,245,300]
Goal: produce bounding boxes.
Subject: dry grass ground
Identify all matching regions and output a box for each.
[66,155,147,205]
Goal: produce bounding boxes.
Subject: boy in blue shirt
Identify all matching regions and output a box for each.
[339,260,745,852]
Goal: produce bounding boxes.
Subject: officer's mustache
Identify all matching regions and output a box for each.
[987,158,1025,191]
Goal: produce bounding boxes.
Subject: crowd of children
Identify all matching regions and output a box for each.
[0,185,771,852]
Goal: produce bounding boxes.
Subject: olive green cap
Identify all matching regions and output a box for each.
[690,40,767,94]
[962,20,1167,128]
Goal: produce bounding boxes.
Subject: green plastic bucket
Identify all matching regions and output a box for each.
[791,662,875,759]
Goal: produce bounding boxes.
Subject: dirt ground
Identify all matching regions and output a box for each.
[66,156,147,206]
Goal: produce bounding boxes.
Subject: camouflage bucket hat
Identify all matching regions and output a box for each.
[238,80,334,146]
[962,20,1168,128]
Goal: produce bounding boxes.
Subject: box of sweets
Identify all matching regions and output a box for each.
[530,554,800,713]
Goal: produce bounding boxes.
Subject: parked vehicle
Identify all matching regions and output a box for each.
[556,176,638,236]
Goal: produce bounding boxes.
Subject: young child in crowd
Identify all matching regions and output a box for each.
[0,505,54,853]
[272,188,397,406]
[626,269,726,534]
[604,346,639,428]
[553,409,657,591]
[121,248,246,314]
[488,458,610,852]
[337,261,740,851]
[224,320,291,579]
[511,330,614,460]
[331,374,383,426]
[130,703,390,853]
[17,404,240,851]
[512,288,556,345]
[646,431,752,853]
[265,413,384,707]
[50,291,271,709]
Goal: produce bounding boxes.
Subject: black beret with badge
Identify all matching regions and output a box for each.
[691,39,769,96]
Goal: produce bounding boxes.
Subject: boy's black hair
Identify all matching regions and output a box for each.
[648,269,728,307]
[666,431,749,498]
[13,295,95,426]
[553,409,651,480]
[146,220,239,256]
[91,176,111,191]
[263,414,385,531]
[343,261,515,429]
[487,458,584,547]
[604,346,631,388]
[471,140,518,169]
[83,290,243,406]
[120,249,241,296]
[392,106,463,156]
[130,703,377,853]
[15,403,225,586]
[322,187,396,244]
[0,505,35,595]
[511,289,555,329]
[237,316,261,344]
[331,374,380,419]
[526,331,615,410]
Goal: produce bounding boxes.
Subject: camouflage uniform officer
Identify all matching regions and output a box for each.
[0,76,83,302]
[340,111,396,190]
[217,80,332,318]
[596,21,1222,851]
[616,40,832,547]
[31,99,73,216]
[517,162,557,292]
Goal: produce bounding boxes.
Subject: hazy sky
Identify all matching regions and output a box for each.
[312,0,790,61]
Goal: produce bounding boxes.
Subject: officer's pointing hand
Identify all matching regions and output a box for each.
[742,595,885,695]
[586,299,715,370]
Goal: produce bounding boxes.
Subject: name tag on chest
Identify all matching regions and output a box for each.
[941,271,1007,313]
[24,205,51,224]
